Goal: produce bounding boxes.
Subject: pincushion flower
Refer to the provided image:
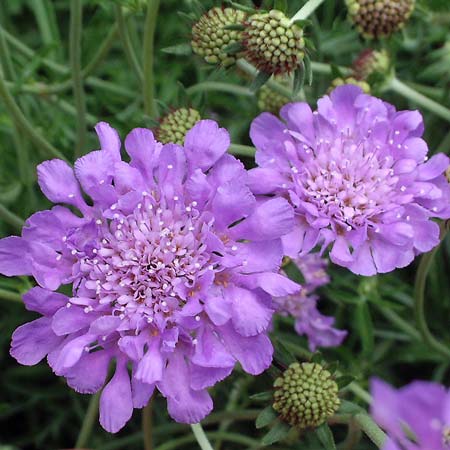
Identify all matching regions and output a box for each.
[371,378,450,450]
[249,85,450,275]
[0,120,299,432]
[275,254,346,351]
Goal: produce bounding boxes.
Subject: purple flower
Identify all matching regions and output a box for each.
[249,85,450,275]
[0,120,299,432]
[371,378,450,450]
[275,254,346,351]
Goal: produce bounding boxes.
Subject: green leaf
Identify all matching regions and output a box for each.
[256,406,278,429]
[304,54,313,86]
[338,400,364,415]
[330,64,343,80]
[222,42,245,55]
[315,423,336,450]
[161,43,192,56]
[250,71,272,92]
[355,300,374,356]
[261,419,290,445]
[274,338,297,366]
[273,0,288,13]
[250,391,273,402]
[224,1,256,13]
[223,24,246,31]
[293,19,312,28]
[327,361,339,374]
[335,375,355,389]
[311,352,323,364]
[293,61,306,95]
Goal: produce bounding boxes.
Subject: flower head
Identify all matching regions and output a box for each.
[273,362,340,429]
[155,108,201,145]
[191,7,246,67]
[258,82,290,115]
[346,0,415,39]
[243,10,305,75]
[352,48,390,82]
[0,120,299,432]
[328,76,371,94]
[249,85,450,275]
[275,254,346,351]
[371,378,450,450]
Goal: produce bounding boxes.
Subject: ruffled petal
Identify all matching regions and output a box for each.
[99,358,133,433]
[131,375,155,409]
[95,122,121,161]
[23,287,67,316]
[0,236,32,276]
[135,341,164,384]
[190,365,233,390]
[192,326,236,368]
[52,306,94,336]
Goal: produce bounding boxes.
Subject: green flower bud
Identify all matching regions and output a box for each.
[191,7,246,67]
[155,108,201,145]
[328,77,371,94]
[273,362,340,429]
[257,82,290,115]
[352,49,390,80]
[346,0,415,39]
[243,10,305,75]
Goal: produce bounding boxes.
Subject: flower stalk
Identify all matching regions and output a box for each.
[290,0,326,23]
[191,423,215,450]
[75,392,100,449]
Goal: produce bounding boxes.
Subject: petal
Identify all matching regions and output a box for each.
[23,287,67,316]
[52,306,94,336]
[229,286,273,337]
[184,120,230,171]
[135,341,164,384]
[218,323,273,375]
[158,352,213,424]
[113,161,146,195]
[235,240,283,274]
[22,210,66,249]
[157,143,187,200]
[348,243,377,276]
[250,112,286,150]
[204,293,232,326]
[37,159,86,210]
[280,102,315,144]
[10,317,62,365]
[243,273,300,297]
[190,365,233,390]
[330,236,353,265]
[370,378,401,436]
[247,167,288,194]
[229,198,294,241]
[65,350,110,394]
[95,122,121,161]
[51,334,95,373]
[99,359,133,433]
[412,220,440,253]
[0,236,32,276]
[192,326,236,368]
[131,376,155,409]
[417,153,449,181]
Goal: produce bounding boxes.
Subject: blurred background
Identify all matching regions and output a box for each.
[0,0,449,449]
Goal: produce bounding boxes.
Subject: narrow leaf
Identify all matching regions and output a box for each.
[274,0,288,13]
[355,300,374,355]
[293,19,312,28]
[161,43,192,56]
[250,391,272,402]
[274,338,297,366]
[330,64,343,80]
[250,71,272,92]
[256,406,278,429]
[335,375,355,389]
[293,61,306,96]
[222,42,245,55]
[316,423,336,450]
[223,24,246,31]
[338,400,364,415]
[261,419,290,445]
[304,54,313,85]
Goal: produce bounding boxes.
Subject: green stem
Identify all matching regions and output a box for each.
[190,423,214,450]
[290,0,326,23]
[311,61,350,76]
[414,226,450,359]
[0,203,24,230]
[228,144,255,157]
[143,0,160,118]
[70,0,87,158]
[0,288,22,303]
[354,414,386,449]
[375,305,421,341]
[143,400,153,450]
[116,5,143,82]
[74,392,100,449]
[186,81,253,97]
[388,77,450,123]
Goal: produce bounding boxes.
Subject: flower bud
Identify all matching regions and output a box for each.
[328,77,371,94]
[352,48,390,80]
[155,108,201,145]
[243,10,305,74]
[273,362,340,429]
[346,0,415,39]
[257,83,290,114]
[191,7,246,67]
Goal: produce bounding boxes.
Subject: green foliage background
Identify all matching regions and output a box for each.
[0,0,449,449]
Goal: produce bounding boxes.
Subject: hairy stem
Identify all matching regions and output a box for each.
[0,288,22,303]
[190,423,214,450]
[290,0,326,23]
[354,414,386,449]
[75,392,100,449]
[143,400,153,450]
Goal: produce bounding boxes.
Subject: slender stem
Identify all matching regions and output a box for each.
[375,305,421,341]
[311,61,350,76]
[414,227,450,359]
[290,0,326,23]
[143,0,160,118]
[343,418,362,450]
[346,382,372,404]
[190,423,214,450]
[388,77,450,123]
[116,5,143,83]
[70,0,87,158]
[228,144,255,157]
[354,414,386,449]
[0,203,24,230]
[186,81,253,97]
[0,288,22,303]
[74,392,100,449]
[143,400,153,450]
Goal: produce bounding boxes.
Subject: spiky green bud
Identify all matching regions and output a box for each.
[243,10,305,75]
[191,7,246,67]
[328,77,371,94]
[155,108,201,145]
[346,0,415,39]
[273,362,340,429]
[257,83,290,114]
[352,48,390,80]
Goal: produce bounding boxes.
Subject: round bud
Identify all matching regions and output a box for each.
[155,108,201,145]
[243,10,305,74]
[273,362,340,429]
[352,49,390,80]
[257,83,290,115]
[191,7,247,67]
[328,77,371,94]
[346,0,415,39]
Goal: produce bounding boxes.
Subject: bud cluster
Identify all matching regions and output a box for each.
[154,108,201,145]
[352,48,390,80]
[191,7,246,67]
[346,0,415,39]
[243,10,305,75]
[257,83,290,114]
[273,362,340,429]
[329,76,371,94]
